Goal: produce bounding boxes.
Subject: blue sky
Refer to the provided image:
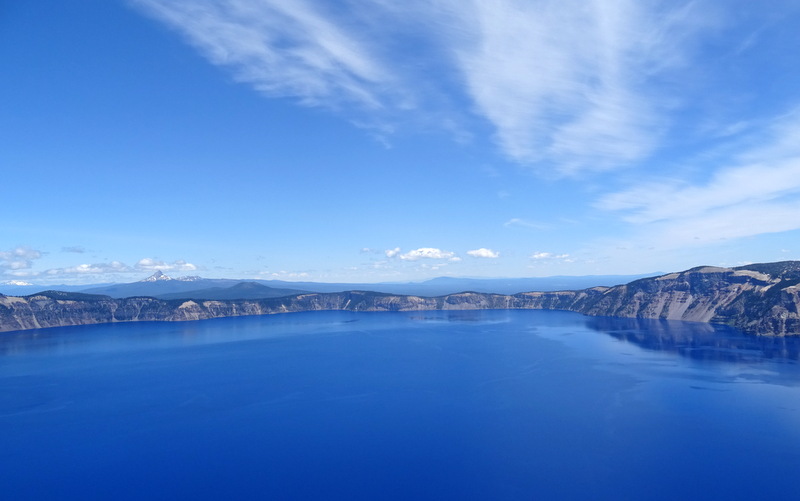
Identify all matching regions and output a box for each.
[3,0,800,285]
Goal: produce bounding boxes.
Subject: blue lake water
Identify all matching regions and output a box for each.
[2,310,800,500]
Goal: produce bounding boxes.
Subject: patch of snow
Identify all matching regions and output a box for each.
[139,270,172,282]
[1,280,33,286]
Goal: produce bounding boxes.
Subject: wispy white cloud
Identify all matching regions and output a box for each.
[451,1,647,170]
[133,0,394,110]
[433,0,705,172]
[418,262,450,272]
[13,256,200,281]
[385,247,401,258]
[467,248,499,258]
[265,270,311,280]
[46,261,133,276]
[597,109,800,247]
[136,258,198,272]
[131,0,709,172]
[3,270,39,278]
[0,247,43,273]
[530,252,572,262]
[398,247,458,261]
[61,246,87,254]
[503,218,549,230]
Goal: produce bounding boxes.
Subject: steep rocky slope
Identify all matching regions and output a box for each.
[577,262,800,335]
[2,261,800,336]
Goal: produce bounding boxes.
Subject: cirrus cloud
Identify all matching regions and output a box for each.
[596,109,800,248]
[133,0,395,110]
[131,0,709,173]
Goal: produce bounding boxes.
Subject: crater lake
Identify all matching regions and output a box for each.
[2,310,800,500]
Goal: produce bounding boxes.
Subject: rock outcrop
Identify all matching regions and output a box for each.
[576,262,800,335]
[2,261,800,336]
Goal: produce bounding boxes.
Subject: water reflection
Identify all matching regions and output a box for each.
[0,322,189,356]
[408,310,512,324]
[0,310,513,357]
[0,316,338,357]
[4,311,800,367]
[586,316,800,363]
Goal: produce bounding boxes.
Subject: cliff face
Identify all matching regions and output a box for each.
[577,263,800,336]
[2,262,800,336]
[0,291,516,332]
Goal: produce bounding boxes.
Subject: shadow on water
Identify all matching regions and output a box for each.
[585,316,800,363]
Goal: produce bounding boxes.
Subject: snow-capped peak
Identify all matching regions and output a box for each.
[140,270,172,282]
[1,280,33,286]
[175,275,203,282]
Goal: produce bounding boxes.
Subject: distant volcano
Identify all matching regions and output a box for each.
[139,270,172,282]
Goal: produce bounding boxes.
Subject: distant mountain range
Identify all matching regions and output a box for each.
[0,271,657,298]
[140,270,203,282]
[154,281,309,301]
[2,262,800,336]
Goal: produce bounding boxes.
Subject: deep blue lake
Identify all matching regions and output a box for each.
[2,310,800,500]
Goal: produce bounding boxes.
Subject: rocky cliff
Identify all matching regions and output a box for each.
[576,262,800,335]
[2,261,800,336]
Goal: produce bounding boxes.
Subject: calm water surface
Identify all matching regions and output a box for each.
[2,310,800,500]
